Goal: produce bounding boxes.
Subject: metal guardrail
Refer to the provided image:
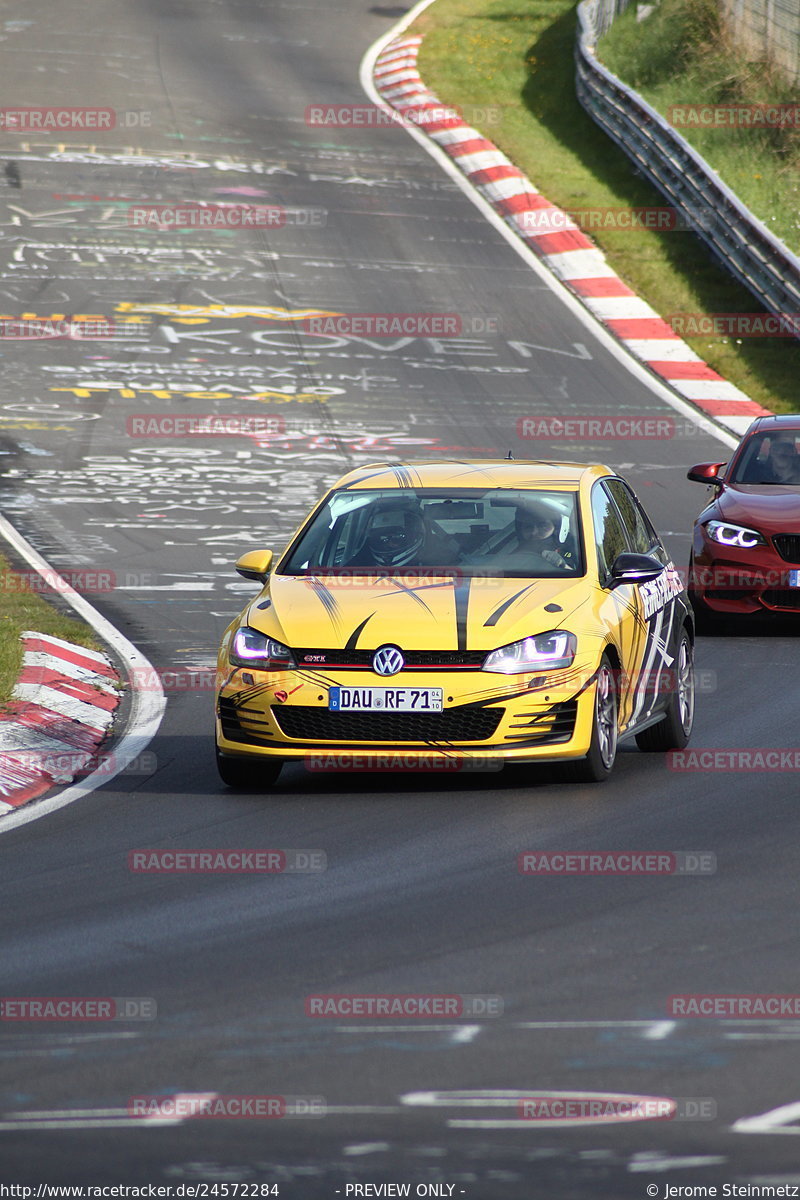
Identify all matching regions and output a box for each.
[576,0,800,340]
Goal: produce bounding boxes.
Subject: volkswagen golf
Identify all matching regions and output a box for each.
[215,460,694,786]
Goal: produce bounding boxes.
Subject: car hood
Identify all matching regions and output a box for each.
[247,573,592,653]
[715,485,800,533]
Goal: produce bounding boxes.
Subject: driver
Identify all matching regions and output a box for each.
[766,438,800,484]
[347,500,427,568]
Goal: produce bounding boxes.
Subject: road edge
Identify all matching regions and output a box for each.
[0,514,167,834]
[0,631,122,814]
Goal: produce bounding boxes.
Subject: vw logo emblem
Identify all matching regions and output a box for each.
[372,645,404,676]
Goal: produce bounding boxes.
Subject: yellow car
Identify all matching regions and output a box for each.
[215,460,694,786]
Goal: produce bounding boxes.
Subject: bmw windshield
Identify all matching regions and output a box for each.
[279,488,584,578]
[729,429,800,485]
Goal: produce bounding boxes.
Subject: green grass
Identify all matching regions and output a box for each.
[411,0,800,413]
[600,0,800,254]
[0,553,102,707]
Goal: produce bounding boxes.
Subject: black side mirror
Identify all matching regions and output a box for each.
[608,552,664,587]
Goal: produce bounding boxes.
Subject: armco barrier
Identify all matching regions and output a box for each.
[575,0,800,342]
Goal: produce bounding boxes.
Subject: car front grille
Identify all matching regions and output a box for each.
[272,704,503,743]
[294,649,488,671]
[772,534,800,563]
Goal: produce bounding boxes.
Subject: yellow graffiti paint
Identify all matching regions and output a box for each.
[114,302,342,322]
[48,385,330,403]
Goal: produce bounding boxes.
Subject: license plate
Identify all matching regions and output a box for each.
[328,686,443,713]
[789,571,800,588]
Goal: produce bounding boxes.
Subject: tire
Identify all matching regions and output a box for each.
[635,627,695,752]
[562,654,618,783]
[215,747,282,791]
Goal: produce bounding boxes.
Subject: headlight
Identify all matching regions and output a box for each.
[482,630,577,674]
[704,520,766,549]
[230,627,296,669]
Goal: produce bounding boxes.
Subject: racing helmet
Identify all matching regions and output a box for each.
[365,500,426,566]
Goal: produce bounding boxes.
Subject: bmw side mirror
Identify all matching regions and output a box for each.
[235,549,274,582]
[608,552,664,587]
[687,462,726,483]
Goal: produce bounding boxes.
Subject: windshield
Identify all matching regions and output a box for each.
[730,430,800,485]
[279,488,583,578]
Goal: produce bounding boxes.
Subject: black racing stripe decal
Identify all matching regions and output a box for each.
[484,584,537,628]
[382,577,435,615]
[453,578,471,652]
[339,467,393,490]
[465,689,530,708]
[446,463,496,480]
[381,580,452,594]
[345,614,374,651]
[388,464,413,488]
[307,578,340,625]
[239,685,273,703]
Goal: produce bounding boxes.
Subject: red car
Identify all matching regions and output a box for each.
[688,415,800,621]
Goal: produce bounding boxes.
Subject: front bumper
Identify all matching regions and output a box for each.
[693,530,800,614]
[215,664,597,765]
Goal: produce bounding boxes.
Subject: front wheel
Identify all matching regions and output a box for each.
[635,628,695,752]
[215,747,282,791]
[562,654,618,783]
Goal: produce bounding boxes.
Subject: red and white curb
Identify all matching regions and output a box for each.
[0,631,120,814]
[373,35,772,437]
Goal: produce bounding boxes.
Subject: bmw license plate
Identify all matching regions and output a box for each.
[328,687,443,713]
[789,570,800,588]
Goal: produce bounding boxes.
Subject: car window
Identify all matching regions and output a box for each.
[605,479,659,555]
[279,487,584,577]
[591,483,629,581]
[730,430,800,485]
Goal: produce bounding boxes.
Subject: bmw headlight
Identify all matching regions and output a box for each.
[705,520,766,550]
[230,627,296,669]
[482,630,577,674]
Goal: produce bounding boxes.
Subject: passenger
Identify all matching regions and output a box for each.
[509,502,570,570]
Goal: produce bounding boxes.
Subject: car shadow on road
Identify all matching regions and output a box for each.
[696,613,800,638]
[111,733,648,800]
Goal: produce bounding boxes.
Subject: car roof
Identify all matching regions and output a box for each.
[333,460,612,491]
[747,415,800,433]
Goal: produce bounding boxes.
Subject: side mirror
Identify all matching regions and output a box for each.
[235,549,274,582]
[687,462,726,484]
[608,552,664,587]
